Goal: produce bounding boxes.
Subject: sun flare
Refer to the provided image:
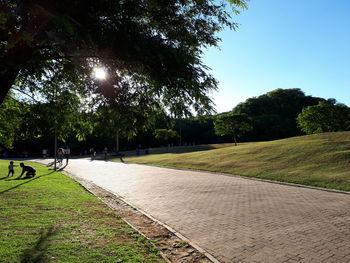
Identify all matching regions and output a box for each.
[93,67,107,80]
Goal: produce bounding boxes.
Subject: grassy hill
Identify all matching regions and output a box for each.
[123,131,350,192]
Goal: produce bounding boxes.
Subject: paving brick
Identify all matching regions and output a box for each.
[35,159,350,263]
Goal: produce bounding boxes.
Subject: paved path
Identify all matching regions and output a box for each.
[35,159,350,263]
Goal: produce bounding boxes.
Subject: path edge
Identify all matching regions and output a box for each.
[63,170,222,263]
[129,162,350,196]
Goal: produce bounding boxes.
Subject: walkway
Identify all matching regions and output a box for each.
[34,159,350,263]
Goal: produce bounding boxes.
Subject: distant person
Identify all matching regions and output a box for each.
[18,163,36,179]
[90,148,95,160]
[103,147,108,161]
[64,146,70,164]
[8,161,16,177]
[57,148,64,165]
[42,148,48,158]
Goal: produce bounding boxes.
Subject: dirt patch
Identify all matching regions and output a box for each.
[71,176,213,263]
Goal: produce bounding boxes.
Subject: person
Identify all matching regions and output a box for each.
[8,161,16,177]
[64,146,70,164]
[57,148,64,165]
[42,148,48,158]
[90,148,95,160]
[103,147,108,161]
[18,163,36,178]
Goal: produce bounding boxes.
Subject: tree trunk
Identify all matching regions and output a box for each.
[116,131,119,152]
[0,69,20,105]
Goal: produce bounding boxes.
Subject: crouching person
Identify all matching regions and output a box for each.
[18,163,36,179]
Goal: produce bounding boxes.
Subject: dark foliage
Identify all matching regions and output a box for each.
[1,0,247,115]
[233,89,325,140]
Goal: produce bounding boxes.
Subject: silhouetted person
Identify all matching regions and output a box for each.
[42,149,47,158]
[64,146,70,164]
[90,148,95,160]
[57,148,64,165]
[8,161,16,177]
[18,163,36,179]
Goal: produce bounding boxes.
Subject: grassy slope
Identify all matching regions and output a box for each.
[0,161,164,263]
[125,131,350,191]
[119,143,235,157]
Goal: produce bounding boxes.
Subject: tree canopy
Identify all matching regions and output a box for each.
[233,89,324,140]
[0,94,22,149]
[214,112,252,145]
[297,101,350,134]
[1,0,247,115]
[154,129,179,145]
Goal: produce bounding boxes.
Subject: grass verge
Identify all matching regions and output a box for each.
[0,160,164,263]
[123,132,350,192]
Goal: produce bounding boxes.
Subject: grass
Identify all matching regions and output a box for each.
[122,131,350,192]
[0,161,164,263]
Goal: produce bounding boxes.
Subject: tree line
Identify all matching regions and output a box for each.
[212,88,350,145]
[2,88,349,156]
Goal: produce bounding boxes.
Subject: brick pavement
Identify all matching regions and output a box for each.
[35,159,350,263]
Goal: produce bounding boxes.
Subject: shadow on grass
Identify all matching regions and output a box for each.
[0,176,10,180]
[20,226,57,263]
[0,171,55,195]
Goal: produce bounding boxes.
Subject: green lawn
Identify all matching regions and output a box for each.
[123,131,350,192]
[0,161,164,263]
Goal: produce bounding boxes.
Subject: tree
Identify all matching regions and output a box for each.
[296,101,350,134]
[154,129,180,146]
[1,0,247,115]
[94,104,158,152]
[233,88,324,140]
[10,65,95,166]
[0,94,23,149]
[214,113,252,146]
[174,116,217,145]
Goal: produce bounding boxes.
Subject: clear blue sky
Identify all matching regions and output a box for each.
[203,0,350,113]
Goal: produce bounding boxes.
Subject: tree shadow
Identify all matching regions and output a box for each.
[0,176,10,180]
[45,161,68,171]
[20,226,58,263]
[0,171,55,195]
[56,164,67,171]
[46,161,55,167]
